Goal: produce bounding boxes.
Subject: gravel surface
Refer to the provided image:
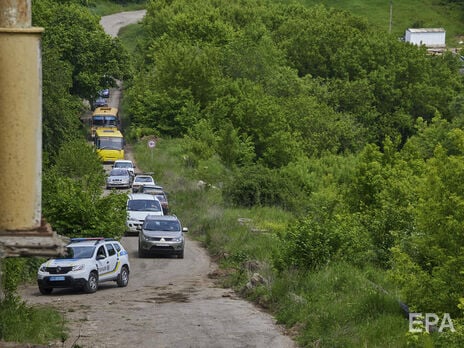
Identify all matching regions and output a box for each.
[20,237,294,348]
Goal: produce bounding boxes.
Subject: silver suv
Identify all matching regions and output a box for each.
[138,215,188,258]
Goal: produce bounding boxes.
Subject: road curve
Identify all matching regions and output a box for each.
[99,10,147,38]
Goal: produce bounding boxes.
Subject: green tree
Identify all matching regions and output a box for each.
[347,139,418,265]
[41,47,83,157]
[42,140,126,237]
[33,0,131,102]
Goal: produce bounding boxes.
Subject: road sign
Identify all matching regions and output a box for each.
[148,140,156,148]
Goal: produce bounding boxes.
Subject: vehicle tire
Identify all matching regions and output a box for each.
[177,249,184,259]
[117,265,129,287]
[83,271,98,293]
[39,286,53,295]
[138,248,146,258]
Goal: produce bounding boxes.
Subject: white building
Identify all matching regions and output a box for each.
[404,28,446,48]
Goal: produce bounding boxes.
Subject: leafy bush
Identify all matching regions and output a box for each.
[223,165,283,208]
[274,208,374,272]
[42,139,127,238]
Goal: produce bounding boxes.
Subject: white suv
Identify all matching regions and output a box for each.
[37,238,130,294]
[126,193,164,234]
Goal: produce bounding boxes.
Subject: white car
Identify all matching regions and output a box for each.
[131,174,156,193]
[113,159,136,175]
[126,193,164,234]
[37,238,130,294]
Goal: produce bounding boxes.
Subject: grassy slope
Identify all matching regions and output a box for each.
[120,1,464,346]
[282,0,464,46]
[132,139,413,347]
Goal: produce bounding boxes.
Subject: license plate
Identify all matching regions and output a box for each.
[49,276,65,281]
[155,243,167,247]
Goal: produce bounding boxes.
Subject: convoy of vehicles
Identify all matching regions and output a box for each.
[94,127,124,163]
[37,238,130,294]
[37,87,188,296]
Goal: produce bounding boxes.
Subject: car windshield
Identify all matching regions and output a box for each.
[127,199,161,212]
[144,220,180,232]
[110,169,128,176]
[92,116,117,127]
[135,177,153,183]
[142,188,162,194]
[96,137,123,150]
[64,246,95,259]
[115,162,132,169]
[154,194,167,203]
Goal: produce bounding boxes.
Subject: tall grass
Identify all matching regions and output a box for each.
[0,296,66,345]
[133,138,416,346]
[118,23,147,55]
[271,264,409,347]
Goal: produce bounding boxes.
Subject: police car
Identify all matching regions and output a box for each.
[37,238,130,294]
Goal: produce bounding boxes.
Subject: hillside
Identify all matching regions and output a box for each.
[287,0,464,45]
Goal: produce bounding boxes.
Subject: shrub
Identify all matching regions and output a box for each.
[223,165,283,208]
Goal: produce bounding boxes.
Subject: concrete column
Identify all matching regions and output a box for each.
[0,0,43,231]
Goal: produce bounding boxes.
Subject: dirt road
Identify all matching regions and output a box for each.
[20,236,294,347]
[18,10,295,348]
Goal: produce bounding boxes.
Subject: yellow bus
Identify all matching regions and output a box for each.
[94,127,124,163]
[90,107,119,139]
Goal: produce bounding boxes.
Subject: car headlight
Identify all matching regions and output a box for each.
[173,237,183,243]
[140,232,148,240]
[72,264,85,271]
[39,265,46,272]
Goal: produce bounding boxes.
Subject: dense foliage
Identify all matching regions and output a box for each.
[124,0,464,344]
[42,139,127,238]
